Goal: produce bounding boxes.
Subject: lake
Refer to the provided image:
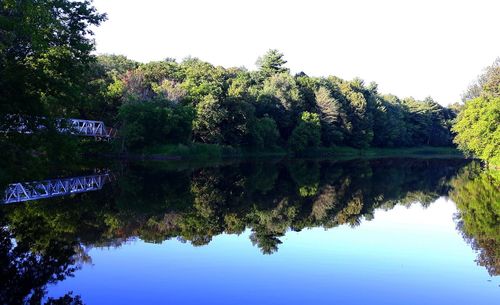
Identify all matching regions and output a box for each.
[1,157,498,304]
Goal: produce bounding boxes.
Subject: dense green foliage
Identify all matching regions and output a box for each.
[117,100,194,149]
[1,1,463,159]
[289,112,321,152]
[0,0,106,174]
[107,51,457,153]
[453,97,499,166]
[453,58,500,166]
[4,0,500,164]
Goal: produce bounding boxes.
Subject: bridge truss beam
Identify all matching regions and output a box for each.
[66,119,117,139]
[2,172,113,204]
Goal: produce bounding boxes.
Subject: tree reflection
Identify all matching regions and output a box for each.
[451,163,500,276]
[0,215,83,304]
[3,157,499,303]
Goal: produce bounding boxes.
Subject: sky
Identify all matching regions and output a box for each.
[91,0,500,105]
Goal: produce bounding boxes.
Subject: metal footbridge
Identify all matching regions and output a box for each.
[65,119,117,139]
[4,116,117,139]
[2,171,114,204]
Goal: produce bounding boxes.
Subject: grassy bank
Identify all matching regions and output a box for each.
[141,143,287,160]
[303,146,464,159]
[133,144,464,161]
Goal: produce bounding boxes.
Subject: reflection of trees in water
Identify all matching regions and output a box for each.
[450,163,500,276]
[0,218,83,304]
[2,157,493,302]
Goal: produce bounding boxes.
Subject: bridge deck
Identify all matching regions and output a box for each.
[66,119,117,138]
[3,116,117,139]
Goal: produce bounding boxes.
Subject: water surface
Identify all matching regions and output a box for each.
[1,158,498,304]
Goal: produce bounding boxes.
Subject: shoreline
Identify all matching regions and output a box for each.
[95,145,466,162]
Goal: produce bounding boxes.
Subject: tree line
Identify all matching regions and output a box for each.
[97,51,457,153]
[1,0,498,166]
[1,0,460,165]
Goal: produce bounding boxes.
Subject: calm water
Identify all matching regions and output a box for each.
[1,158,498,304]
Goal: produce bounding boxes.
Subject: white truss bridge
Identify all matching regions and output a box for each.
[65,119,117,139]
[3,116,117,139]
[2,171,113,204]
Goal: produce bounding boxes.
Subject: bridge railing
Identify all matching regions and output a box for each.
[63,119,117,139]
[2,171,114,204]
[2,115,117,139]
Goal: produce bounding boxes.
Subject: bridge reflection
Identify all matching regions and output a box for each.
[2,171,114,204]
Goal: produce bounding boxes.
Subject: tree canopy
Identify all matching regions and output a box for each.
[100,52,458,153]
[2,0,496,163]
[454,58,500,167]
[0,0,106,170]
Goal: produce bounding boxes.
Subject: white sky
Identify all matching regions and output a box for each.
[91,0,500,105]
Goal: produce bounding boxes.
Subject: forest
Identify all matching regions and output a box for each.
[1,0,498,169]
[0,0,486,165]
[97,52,456,152]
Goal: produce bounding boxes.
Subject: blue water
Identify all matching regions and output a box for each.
[46,198,499,305]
